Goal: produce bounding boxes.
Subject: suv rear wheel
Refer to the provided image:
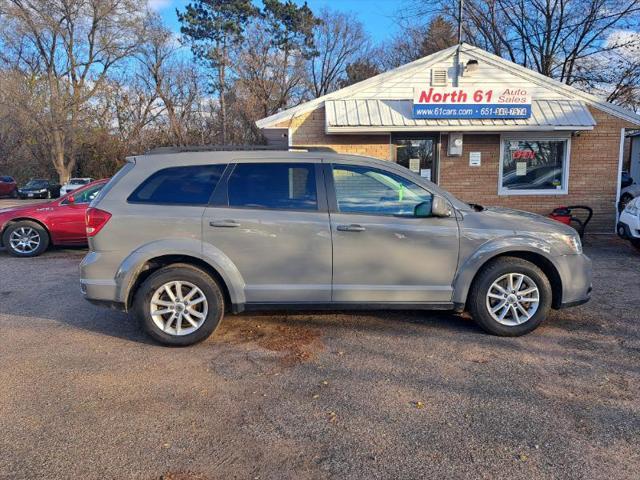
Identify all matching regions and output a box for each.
[468,257,552,336]
[134,264,224,346]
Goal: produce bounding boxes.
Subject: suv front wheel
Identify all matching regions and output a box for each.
[468,257,552,336]
[134,264,224,346]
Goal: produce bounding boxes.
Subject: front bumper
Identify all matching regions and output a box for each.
[554,253,592,309]
[617,211,640,239]
[18,191,47,199]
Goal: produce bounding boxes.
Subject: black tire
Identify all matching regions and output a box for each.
[468,257,552,336]
[134,264,224,346]
[2,220,50,257]
[10,189,17,198]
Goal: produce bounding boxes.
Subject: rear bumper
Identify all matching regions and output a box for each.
[80,251,121,304]
[554,253,592,309]
[84,297,126,311]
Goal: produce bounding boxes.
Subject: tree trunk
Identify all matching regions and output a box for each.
[51,128,69,184]
[219,65,227,145]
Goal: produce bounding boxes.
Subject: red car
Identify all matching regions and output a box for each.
[0,179,108,257]
[0,176,18,198]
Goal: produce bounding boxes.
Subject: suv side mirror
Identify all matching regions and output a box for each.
[67,195,75,204]
[414,201,432,218]
[431,195,452,218]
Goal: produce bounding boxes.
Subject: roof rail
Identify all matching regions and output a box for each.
[144,145,337,155]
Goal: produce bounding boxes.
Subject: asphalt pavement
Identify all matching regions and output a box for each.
[0,236,638,479]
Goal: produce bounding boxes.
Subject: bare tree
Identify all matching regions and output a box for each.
[339,58,381,88]
[0,69,52,180]
[178,0,258,145]
[138,17,204,146]
[95,76,160,152]
[400,0,640,85]
[0,0,146,182]
[308,8,370,98]
[379,15,457,69]
[234,23,309,119]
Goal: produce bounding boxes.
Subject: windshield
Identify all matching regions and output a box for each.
[69,178,89,185]
[25,180,48,188]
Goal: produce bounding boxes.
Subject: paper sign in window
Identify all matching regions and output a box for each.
[516,162,527,176]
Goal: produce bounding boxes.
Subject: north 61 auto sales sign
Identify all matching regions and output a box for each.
[413,86,531,119]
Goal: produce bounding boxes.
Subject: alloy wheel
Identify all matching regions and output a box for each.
[9,227,41,254]
[149,280,208,336]
[485,273,540,326]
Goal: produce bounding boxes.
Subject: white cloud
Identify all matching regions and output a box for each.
[148,0,172,11]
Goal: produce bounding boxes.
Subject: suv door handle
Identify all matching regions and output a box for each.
[336,224,366,232]
[209,220,240,228]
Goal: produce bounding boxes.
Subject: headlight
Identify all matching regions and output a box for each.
[38,188,47,193]
[562,234,582,254]
[625,202,639,216]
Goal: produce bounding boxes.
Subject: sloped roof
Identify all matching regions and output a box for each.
[256,43,640,129]
[325,99,596,132]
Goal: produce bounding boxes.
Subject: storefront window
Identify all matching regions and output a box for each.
[500,138,569,194]
[394,135,438,183]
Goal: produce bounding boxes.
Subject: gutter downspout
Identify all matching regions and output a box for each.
[615,127,626,231]
[454,0,464,87]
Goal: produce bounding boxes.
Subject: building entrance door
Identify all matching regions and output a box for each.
[393,135,439,184]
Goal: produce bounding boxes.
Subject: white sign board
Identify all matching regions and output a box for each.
[409,158,421,173]
[413,86,531,119]
[516,162,527,176]
[469,152,481,167]
[420,169,431,180]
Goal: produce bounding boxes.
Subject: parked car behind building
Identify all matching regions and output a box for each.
[80,150,592,346]
[1,179,107,257]
[17,179,61,199]
[617,196,640,252]
[619,171,640,212]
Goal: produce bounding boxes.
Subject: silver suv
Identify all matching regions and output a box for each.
[80,151,592,346]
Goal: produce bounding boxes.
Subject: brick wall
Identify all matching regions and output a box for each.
[288,105,635,233]
[288,108,391,159]
[439,108,632,232]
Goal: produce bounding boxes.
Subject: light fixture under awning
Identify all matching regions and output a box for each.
[324,99,596,133]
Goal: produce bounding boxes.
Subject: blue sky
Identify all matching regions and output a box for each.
[149,0,401,42]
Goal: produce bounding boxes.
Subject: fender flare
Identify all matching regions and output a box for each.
[1,217,52,246]
[452,236,561,305]
[114,238,246,307]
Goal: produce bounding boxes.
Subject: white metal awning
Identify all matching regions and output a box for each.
[324,99,596,133]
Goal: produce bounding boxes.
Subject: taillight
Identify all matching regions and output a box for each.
[86,207,111,237]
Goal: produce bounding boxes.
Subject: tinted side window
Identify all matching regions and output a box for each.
[64,183,104,204]
[128,164,226,205]
[332,164,433,216]
[227,162,317,210]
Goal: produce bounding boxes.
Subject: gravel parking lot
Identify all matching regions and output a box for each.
[0,229,639,479]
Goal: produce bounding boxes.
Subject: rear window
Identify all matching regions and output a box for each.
[0,176,13,182]
[227,162,317,210]
[128,164,227,205]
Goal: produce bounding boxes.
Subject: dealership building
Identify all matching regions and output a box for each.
[256,43,640,232]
